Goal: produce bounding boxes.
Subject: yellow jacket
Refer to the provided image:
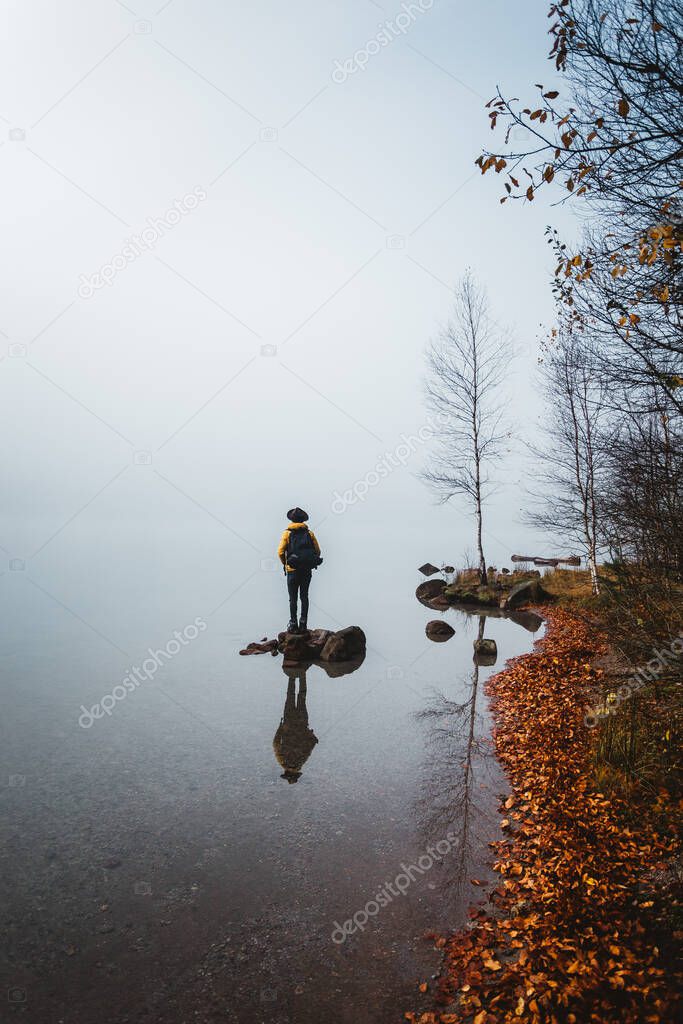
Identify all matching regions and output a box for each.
[278,522,321,573]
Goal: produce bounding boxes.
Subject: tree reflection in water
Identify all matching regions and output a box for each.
[416,614,502,916]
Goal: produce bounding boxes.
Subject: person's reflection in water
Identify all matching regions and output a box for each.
[273,668,318,784]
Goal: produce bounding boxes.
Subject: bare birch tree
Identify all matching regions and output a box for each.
[423,273,512,585]
[526,332,608,593]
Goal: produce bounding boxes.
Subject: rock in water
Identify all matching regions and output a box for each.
[416,579,448,609]
[320,626,366,662]
[239,639,279,656]
[474,637,497,656]
[418,562,440,576]
[473,637,498,665]
[426,620,455,642]
[242,626,366,667]
[282,633,315,667]
[306,629,333,654]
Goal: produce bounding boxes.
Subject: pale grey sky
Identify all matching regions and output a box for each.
[1,0,571,580]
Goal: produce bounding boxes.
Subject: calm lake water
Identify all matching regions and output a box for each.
[1,522,542,1024]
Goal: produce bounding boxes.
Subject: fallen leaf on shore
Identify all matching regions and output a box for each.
[407,608,681,1023]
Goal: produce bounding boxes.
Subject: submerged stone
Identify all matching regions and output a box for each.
[426,620,455,642]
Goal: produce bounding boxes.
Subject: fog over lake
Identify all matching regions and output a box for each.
[1,2,568,1021]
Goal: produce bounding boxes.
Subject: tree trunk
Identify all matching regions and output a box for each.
[476,494,487,586]
[588,545,600,595]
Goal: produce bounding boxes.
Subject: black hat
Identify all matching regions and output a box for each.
[287,507,309,522]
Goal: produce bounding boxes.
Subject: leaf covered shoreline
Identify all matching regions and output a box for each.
[407,607,681,1024]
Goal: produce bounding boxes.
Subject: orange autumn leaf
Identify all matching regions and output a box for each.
[405,609,681,1024]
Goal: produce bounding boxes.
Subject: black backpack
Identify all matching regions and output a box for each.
[286,527,322,570]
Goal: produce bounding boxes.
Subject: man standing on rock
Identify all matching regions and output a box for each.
[277,507,322,633]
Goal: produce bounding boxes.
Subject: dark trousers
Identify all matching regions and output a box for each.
[287,568,312,622]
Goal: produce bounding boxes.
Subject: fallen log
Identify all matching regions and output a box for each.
[511,553,581,567]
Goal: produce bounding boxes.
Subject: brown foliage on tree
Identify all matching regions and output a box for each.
[477,0,683,410]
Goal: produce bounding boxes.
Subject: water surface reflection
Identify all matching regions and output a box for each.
[1,548,542,1024]
[415,611,527,916]
[273,671,318,784]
